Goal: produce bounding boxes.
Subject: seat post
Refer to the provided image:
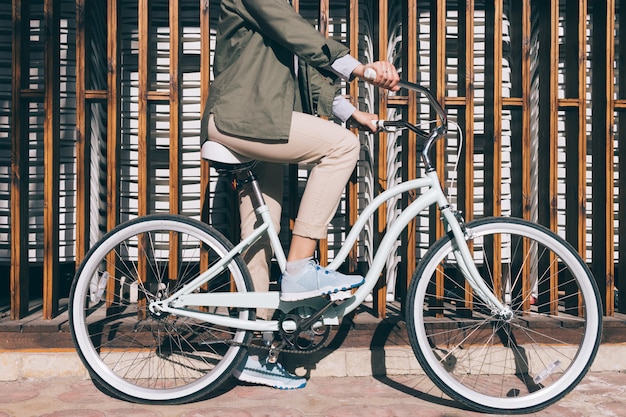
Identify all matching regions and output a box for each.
[235,168,267,212]
[233,165,287,270]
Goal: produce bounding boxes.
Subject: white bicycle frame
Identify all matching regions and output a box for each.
[153,168,508,333]
[151,79,512,332]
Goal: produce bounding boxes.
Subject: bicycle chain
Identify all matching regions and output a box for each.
[222,335,328,355]
[172,299,340,356]
[220,313,333,355]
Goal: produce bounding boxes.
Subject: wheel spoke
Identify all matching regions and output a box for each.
[70,215,254,403]
[407,218,601,414]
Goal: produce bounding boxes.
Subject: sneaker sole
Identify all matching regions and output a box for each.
[233,370,306,390]
[280,279,364,302]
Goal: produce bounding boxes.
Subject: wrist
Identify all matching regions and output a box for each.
[352,64,366,79]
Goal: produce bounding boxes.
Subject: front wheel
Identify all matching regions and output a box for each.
[405,217,602,414]
[69,214,255,404]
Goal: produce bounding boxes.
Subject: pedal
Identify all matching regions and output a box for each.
[267,341,282,364]
[329,290,353,302]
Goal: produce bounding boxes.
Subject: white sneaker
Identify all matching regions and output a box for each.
[233,356,306,390]
[280,260,364,302]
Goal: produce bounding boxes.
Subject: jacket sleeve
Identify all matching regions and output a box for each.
[238,0,350,68]
[305,65,340,117]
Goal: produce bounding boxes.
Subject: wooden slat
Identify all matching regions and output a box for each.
[138,0,149,218]
[75,0,89,266]
[200,0,211,273]
[43,0,60,319]
[501,97,524,107]
[433,0,446,179]
[85,90,107,100]
[618,0,626,313]
[346,0,359,274]
[136,0,150,320]
[106,0,120,231]
[146,91,169,101]
[432,0,447,312]
[373,0,389,318]
[400,0,418,309]
[444,96,469,107]
[318,0,329,37]
[169,0,181,278]
[19,89,45,99]
[317,0,330,267]
[559,98,583,107]
[387,96,409,106]
[105,0,121,306]
[10,0,29,319]
[169,1,181,174]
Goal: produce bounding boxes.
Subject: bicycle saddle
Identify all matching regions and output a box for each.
[202,141,253,164]
[201,141,257,173]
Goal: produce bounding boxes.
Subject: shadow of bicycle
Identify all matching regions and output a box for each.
[281,312,469,412]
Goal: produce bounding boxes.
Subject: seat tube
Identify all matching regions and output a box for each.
[241,169,287,271]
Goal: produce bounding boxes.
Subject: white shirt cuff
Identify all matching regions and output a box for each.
[332,96,357,122]
[330,55,361,80]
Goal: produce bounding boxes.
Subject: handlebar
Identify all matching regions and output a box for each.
[398,80,448,129]
[363,69,448,171]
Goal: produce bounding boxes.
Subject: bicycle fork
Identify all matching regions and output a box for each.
[439,206,512,320]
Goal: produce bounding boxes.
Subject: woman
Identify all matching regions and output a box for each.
[203,0,400,389]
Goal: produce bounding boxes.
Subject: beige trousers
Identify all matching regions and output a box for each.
[206,112,360,318]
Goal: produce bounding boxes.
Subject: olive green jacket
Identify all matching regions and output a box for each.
[204,0,352,141]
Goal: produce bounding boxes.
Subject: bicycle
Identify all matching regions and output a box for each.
[69,77,602,414]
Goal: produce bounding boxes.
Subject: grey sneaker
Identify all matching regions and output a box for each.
[233,356,306,390]
[280,260,364,302]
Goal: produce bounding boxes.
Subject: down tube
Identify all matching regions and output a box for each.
[335,186,443,317]
[329,176,439,271]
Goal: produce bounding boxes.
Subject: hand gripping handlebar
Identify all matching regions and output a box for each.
[363,68,448,170]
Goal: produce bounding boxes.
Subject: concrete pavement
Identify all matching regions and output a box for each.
[0,371,626,417]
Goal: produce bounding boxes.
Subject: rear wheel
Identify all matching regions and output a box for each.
[69,214,254,404]
[406,217,602,414]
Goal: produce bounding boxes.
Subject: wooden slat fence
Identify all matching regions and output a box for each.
[3,0,622,320]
